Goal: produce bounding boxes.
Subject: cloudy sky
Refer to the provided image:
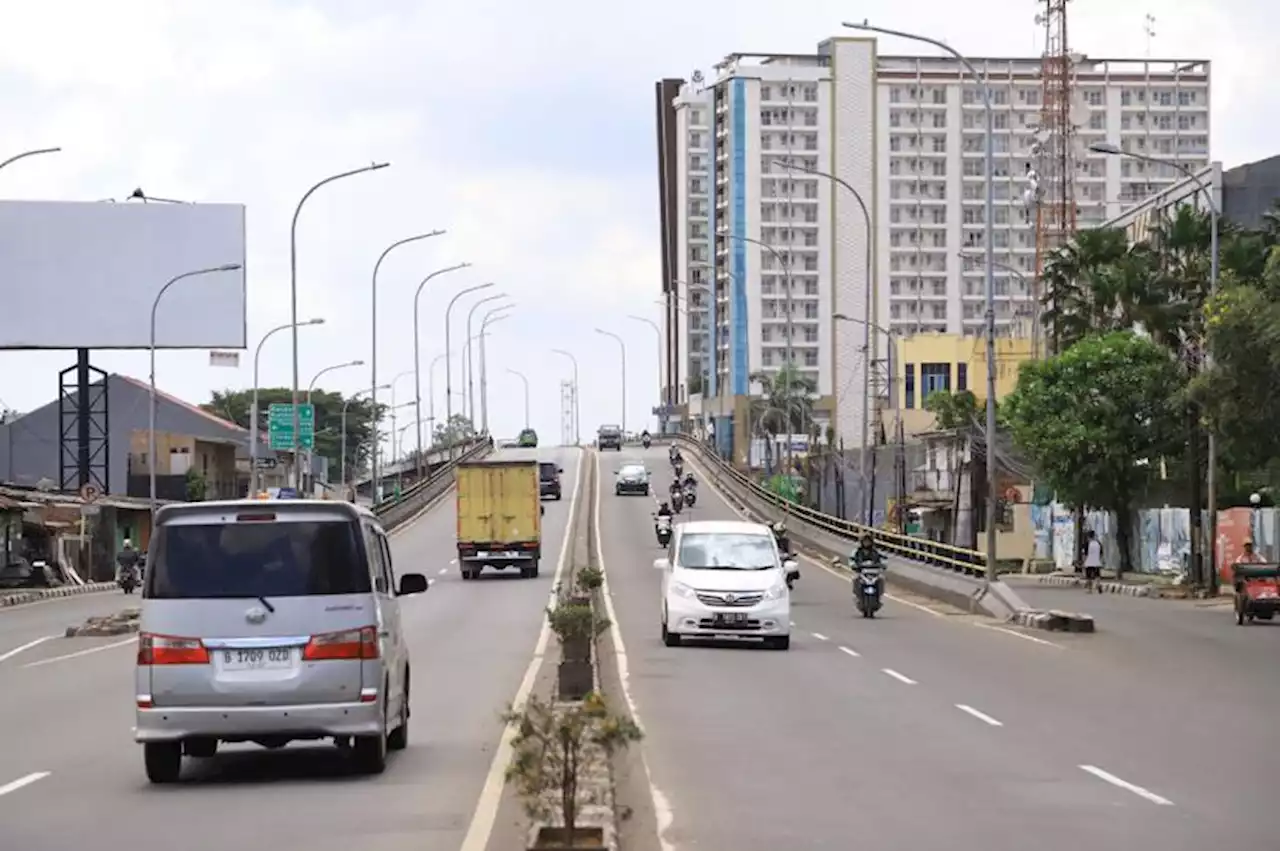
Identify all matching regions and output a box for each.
[0,0,1272,452]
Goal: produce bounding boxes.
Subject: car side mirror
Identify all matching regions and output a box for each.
[540,505,545,516]
[398,573,429,596]
[653,557,670,571]
[557,467,563,473]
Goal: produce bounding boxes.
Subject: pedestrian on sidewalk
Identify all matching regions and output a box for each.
[1083,530,1103,593]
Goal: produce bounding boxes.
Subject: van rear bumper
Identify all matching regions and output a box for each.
[135,700,382,743]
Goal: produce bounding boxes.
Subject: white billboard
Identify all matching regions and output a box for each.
[0,200,247,349]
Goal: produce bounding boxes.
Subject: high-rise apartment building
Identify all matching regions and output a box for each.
[656,38,1211,455]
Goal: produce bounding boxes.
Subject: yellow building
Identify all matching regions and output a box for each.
[888,333,1034,435]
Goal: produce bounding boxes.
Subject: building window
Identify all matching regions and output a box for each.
[921,363,950,401]
[957,362,968,392]
[904,364,916,409]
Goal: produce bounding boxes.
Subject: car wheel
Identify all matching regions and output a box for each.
[143,742,183,784]
[353,704,389,774]
[615,487,622,496]
[661,616,681,647]
[766,636,791,651]
[387,671,409,752]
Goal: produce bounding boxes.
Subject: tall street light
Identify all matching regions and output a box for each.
[289,161,390,491]
[0,147,61,174]
[507,368,531,430]
[845,20,997,583]
[1091,140,1221,588]
[341,384,389,498]
[384,369,416,496]
[465,292,510,422]
[479,307,514,434]
[835,313,901,525]
[148,263,243,520]
[773,156,875,498]
[369,230,445,499]
[428,352,451,444]
[595,328,627,436]
[627,315,663,433]
[445,283,495,461]
[550,349,581,444]
[250,317,325,494]
[413,263,471,471]
[305,359,364,492]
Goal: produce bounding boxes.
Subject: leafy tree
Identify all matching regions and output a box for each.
[184,469,207,501]
[1005,332,1183,574]
[1040,227,1135,352]
[749,362,816,435]
[432,414,476,449]
[202,388,381,480]
[924,390,981,431]
[687,373,704,396]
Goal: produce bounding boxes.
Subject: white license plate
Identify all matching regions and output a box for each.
[220,647,293,671]
[1258,589,1277,599]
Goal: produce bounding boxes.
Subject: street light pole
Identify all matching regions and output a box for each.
[445,283,495,462]
[465,292,509,423]
[289,162,389,492]
[550,349,581,444]
[428,352,450,445]
[595,329,627,436]
[148,264,242,520]
[0,147,61,174]
[773,157,875,515]
[845,20,997,583]
[480,308,514,434]
[341,384,389,499]
[627,315,663,433]
[412,263,471,474]
[507,368,531,429]
[835,313,900,524]
[250,318,325,494]
[369,230,445,501]
[1091,141,1220,588]
[305,358,364,492]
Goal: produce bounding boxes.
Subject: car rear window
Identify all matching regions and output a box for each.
[599,426,621,436]
[146,519,372,599]
[539,462,558,479]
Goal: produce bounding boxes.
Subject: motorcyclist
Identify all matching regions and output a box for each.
[850,534,883,568]
[669,446,683,466]
[668,479,684,500]
[115,539,140,584]
[683,471,697,490]
[655,501,673,520]
[641,429,651,442]
[770,521,790,555]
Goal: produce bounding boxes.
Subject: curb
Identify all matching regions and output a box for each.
[1037,574,1155,597]
[0,582,118,608]
[1009,608,1096,633]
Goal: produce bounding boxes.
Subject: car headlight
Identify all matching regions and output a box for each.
[763,581,788,601]
[669,581,697,600]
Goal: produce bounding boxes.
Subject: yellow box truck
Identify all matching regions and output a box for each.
[455,459,543,580]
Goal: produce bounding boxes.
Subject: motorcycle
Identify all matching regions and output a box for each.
[673,461,684,479]
[852,559,884,618]
[773,527,799,588]
[671,491,685,513]
[683,483,697,507]
[118,569,139,595]
[642,435,652,449]
[654,514,672,547]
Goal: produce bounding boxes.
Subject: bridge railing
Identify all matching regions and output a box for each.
[670,433,989,578]
[372,438,494,531]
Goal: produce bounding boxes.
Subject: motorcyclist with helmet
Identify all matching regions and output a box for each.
[770,521,790,556]
[849,533,886,596]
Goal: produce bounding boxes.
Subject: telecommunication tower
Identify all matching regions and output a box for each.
[1031,0,1079,356]
[560,380,576,446]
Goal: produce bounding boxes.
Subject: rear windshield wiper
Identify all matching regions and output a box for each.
[257,596,276,613]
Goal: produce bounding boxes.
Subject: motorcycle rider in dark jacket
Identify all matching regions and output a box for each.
[849,534,885,596]
[115,540,140,584]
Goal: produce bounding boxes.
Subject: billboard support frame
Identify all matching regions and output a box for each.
[58,351,109,493]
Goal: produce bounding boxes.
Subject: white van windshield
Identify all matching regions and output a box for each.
[147,520,371,599]
[677,532,777,571]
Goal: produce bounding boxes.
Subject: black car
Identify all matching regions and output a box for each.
[539,462,563,500]
[598,425,623,451]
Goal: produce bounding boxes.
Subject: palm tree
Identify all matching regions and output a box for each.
[1039,226,1133,352]
[749,362,816,478]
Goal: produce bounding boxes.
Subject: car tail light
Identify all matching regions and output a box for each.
[303,626,379,661]
[137,632,210,666]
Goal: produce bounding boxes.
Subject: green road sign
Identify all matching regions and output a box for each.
[268,403,315,451]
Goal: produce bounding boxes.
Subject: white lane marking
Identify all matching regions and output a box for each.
[838,645,860,658]
[0,771,50,798]
[449,558,457,565]
[438,567,449,575]
[810,632,829,641]
[789,620,796,627]
[22,636,136,668]
[1079,765,1174,806]
[0,636,53,664]
[973,623,1063,648]
[458,449,583,851]
[955,704,1004,727]
[881,668,917,685]
[594,449,676,851]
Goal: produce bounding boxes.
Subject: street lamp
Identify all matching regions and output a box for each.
[628,315,663,434]
[844,19,998,582]
[1091,139,1222,590]
[773,156,875,494]
[595,328,627,436]
[835,313,901,525]
[289,161,390,490]
[550,349,581,444]
[465,292,510,422]
[412,263,471,471]
[341,384,390,498]
[507,369,531,430]
[0,147,61,174]
[428,352,451,443]
[445,283,495,461]
[479,307,515,434]
[249,317,325,494]
[305,359,364,491]
[369,230,446,499]
[148,263,243,520]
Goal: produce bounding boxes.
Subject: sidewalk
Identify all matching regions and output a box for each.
[0,582,116,608]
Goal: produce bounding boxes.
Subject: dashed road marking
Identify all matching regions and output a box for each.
[955,704,1003,727]
[439,567,449,575]
[1079,765,1174,806]
[881,668,917,685]
[0,772,50,798]
[810,632,829,641]
[838,645,860,658]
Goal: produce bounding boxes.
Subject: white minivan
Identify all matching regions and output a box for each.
[656,520,793,650]
[135,500,429,783]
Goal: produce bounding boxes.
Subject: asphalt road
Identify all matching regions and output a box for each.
[599,447,1276,851]
[0,447,579,851]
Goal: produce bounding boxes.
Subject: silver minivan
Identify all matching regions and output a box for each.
[134,499,429,783]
